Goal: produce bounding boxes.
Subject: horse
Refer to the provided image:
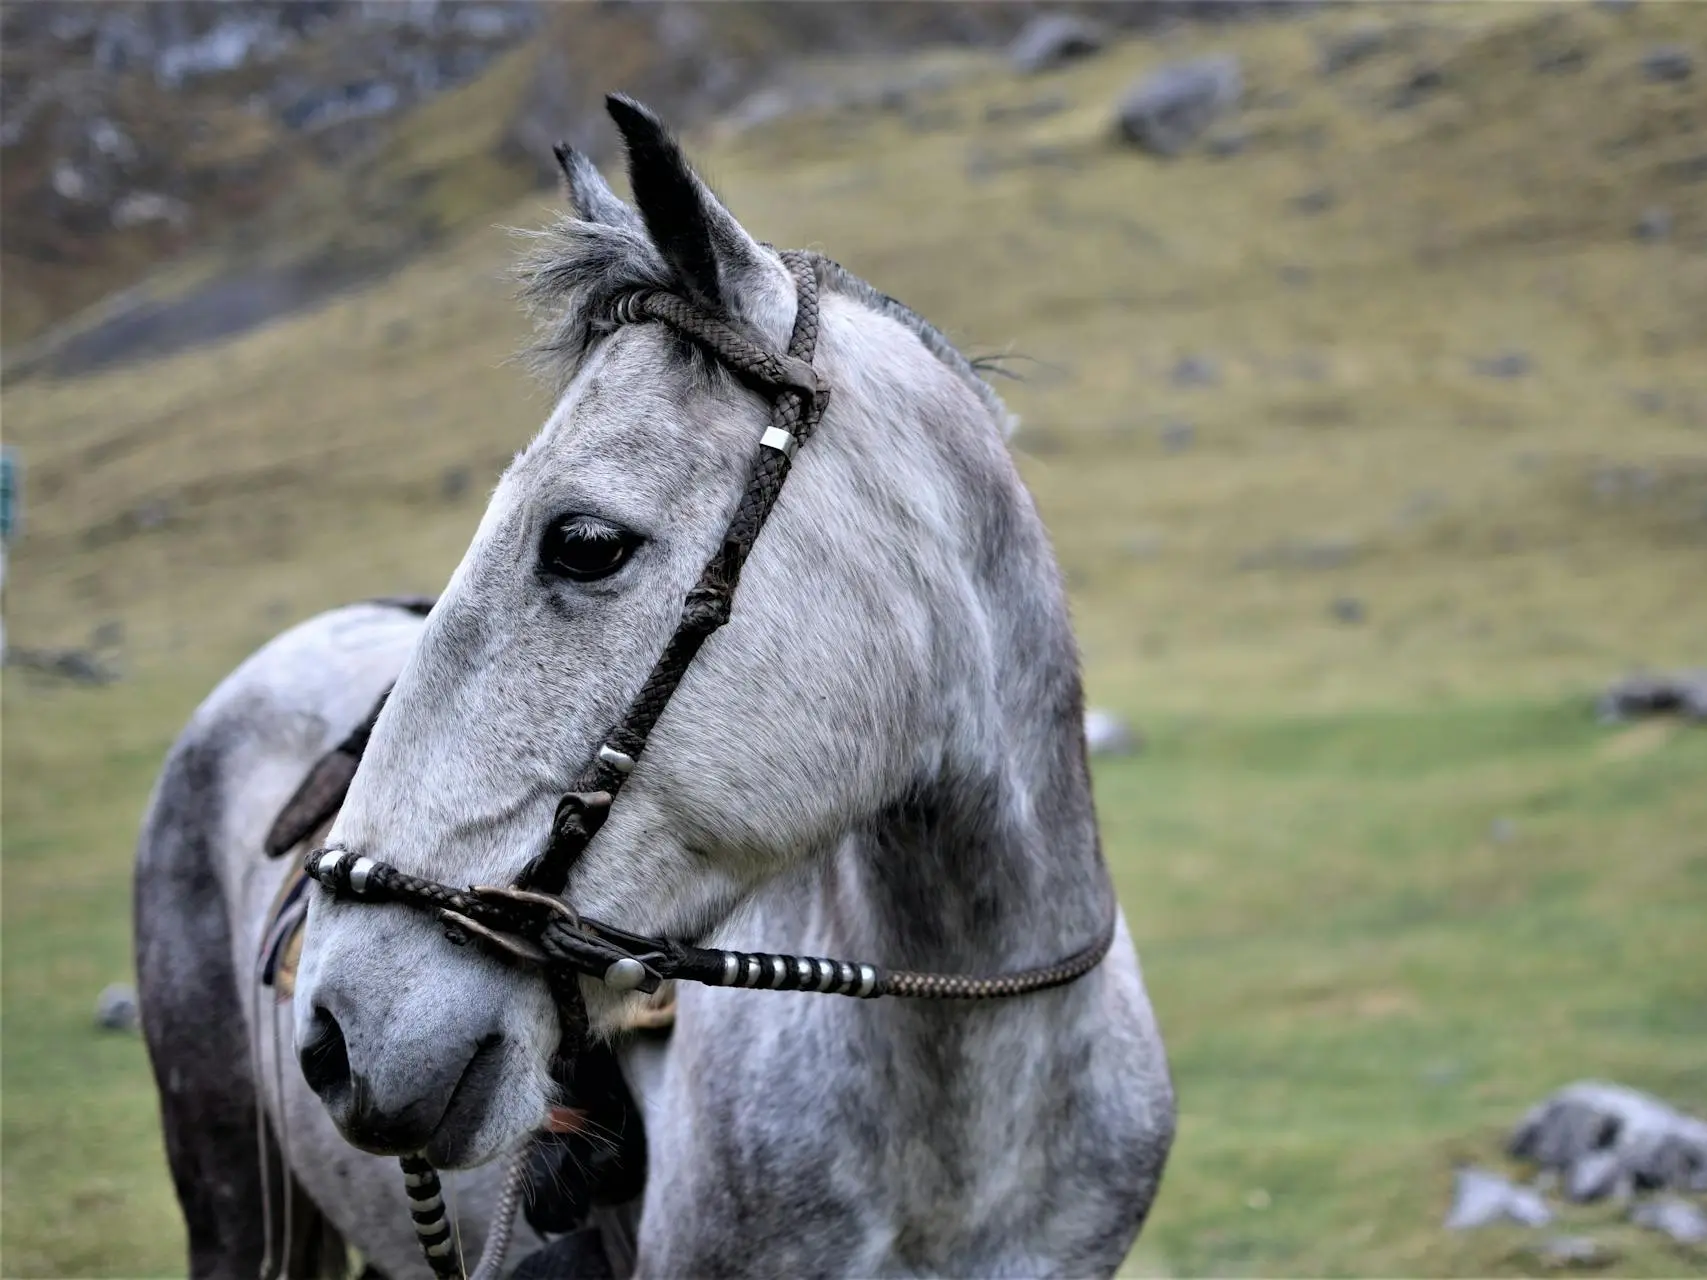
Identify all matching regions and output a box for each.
[137,94,1174,1278]
[134,596,560,1277]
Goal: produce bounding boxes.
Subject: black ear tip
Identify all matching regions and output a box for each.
[605,94,670,148]
[551,141,573,172]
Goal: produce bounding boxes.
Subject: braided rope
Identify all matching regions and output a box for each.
[309,845,1117,1004]
[398,1153,460,1279]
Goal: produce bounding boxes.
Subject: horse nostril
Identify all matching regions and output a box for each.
[298,1005,351,1099]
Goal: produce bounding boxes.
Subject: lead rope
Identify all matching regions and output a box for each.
[398,1149,525,1280]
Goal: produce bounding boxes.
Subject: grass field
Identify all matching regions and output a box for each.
[4,3,1706,1275]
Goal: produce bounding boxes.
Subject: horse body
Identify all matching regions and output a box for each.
[136,602,543,1277]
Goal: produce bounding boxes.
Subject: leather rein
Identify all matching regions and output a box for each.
[302,250,1116,1275]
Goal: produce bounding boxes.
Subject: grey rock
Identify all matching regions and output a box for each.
[1510,1080,1707,1196]
[95,983,140,1032]
[1204,130,1248,158]
[1084,708,1142,757]
[1563,1150,1626,1203]
[1392,64,1445,110]
[1170,355,1219,388]
[1596,671,1707,723]
[1115,55,1242,157]
[6,647,119,685]
[1444,1167,1554,1229]
[1529,1235,1615,1269]
[1009,14,1105,74]
[1330,596,1366,625]
[1291,186,1335,215]
[1642,45,1695,83]
[1635,206,1673,242]
[1319,25,1389,76]
[1630,1196,1707,1245]
[1473,350,1532,379]
[1159,420,1196,452]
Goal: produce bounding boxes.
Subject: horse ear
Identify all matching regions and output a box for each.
[605,94,790,328]
[552,142,643,231]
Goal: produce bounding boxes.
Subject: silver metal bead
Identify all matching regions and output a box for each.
[856,964,878,997]
[598,745,636,774]
[423,1237,456,1258]
[796,958,813,987]
[838,962,856,992]
[347,856,376,895]
[771,956,787,988]
[816,959,837,992]
[603,958,648,991]
[745,956,763,988]
[723,952,741,986]
[315,848,347,881]
[759,426,800,460]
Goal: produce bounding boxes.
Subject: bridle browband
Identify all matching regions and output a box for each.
[302,249,1117,1278]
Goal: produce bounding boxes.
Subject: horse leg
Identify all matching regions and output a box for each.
[136,731,278,1278]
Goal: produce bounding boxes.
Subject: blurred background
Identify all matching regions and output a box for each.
[3,1,1705,1275]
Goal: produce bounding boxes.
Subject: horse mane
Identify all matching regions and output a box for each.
[512,216,1015,436]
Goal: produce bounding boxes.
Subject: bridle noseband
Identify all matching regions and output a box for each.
[303,249,1117,1278]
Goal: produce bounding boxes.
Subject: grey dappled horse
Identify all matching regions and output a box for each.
[135,600,544,1277]
[137,97,1173,1277]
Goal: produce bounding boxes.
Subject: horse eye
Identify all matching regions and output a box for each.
[539,518,637,582]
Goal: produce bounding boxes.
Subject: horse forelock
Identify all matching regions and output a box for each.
[511,216,1015,436]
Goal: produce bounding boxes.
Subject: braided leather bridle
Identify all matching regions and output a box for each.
[303,250,1116,1277]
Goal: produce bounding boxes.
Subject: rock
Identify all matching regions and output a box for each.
[1634,206,1673,241]
[1330,596,1366,625]
[1563,1150,1626,1202]
[1444,1167,1554,1229]
[1642,45,1695,83]
[1085,709,1142,757]
[1170,355,1220,388]
[1009,14,1105,74]
[1159,421,1196,452]
[1528,1235,1615,1269]
[1318,25,1389,76]
[6,647,119,685]
[1510,1081,1707,1196]
[1596,671,1707,723]
[1115,55,1242,157]
[95,983,140,1032]
[1291,186,1335,216]
[1204,129,1248,158]
[1630,1196,1707,1245]
[1473,351,1532,379]
[1392,64,1445,110]
[111,192,190,229]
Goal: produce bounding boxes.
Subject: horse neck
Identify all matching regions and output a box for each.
[829,725,1107,980]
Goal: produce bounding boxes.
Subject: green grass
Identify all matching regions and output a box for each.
[5,2,1707,1275]
[1102,701,1707,1277]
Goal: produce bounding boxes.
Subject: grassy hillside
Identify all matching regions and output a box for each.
[4,3,1706,1275]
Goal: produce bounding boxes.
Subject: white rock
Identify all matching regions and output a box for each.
[1085,708,1141,756]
